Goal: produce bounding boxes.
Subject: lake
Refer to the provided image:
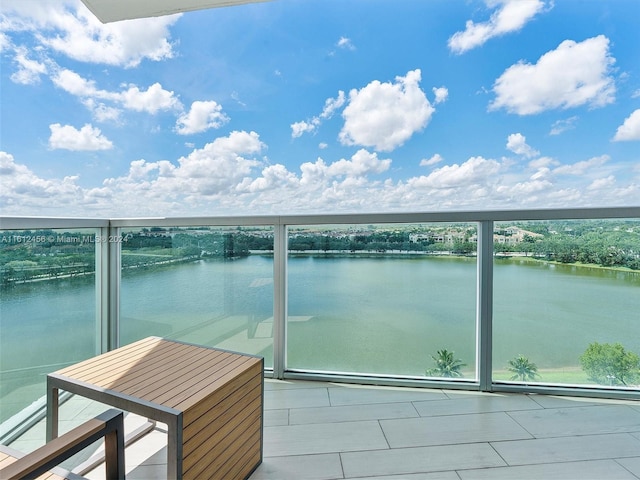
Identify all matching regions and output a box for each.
[1,254,638,422]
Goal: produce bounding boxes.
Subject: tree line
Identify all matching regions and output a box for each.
[2,220,638,286]
[426,342,640,387]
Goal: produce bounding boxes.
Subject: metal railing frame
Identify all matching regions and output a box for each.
[2,206,639,400]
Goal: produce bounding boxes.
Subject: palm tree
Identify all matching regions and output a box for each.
[508,355,539,382]
[426,349,466,378]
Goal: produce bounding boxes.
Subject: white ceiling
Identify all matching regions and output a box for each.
[80,0,270,23]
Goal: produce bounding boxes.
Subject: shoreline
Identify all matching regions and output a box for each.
[4,249,638,287]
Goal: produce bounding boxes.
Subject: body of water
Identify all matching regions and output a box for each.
[1,255,638,422]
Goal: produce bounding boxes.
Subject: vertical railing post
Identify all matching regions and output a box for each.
[477,220,493,391]
[96,227,109,355]
[97,225,121,354]
[108,225,121,351]
[272,221,287,378]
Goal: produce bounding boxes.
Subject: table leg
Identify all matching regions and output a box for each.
[46,382,59,441]
[167,415,182,479]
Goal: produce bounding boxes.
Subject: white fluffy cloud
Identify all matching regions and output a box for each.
[407,156,502,189]
[420,154,443,167]
[449,0,547,54]
[553,155,610,176]
[491,35,616,115]
[0,152,84,210]
[1,0,178,68]
[613,109,640,141]
[291,91,345,138]
[10,45,47,84]
[52,69,182,116]
[175,101,230,135]
[102,131,265,201]
[2,139,637,217]
[432,87,448,104]
[506,133,539,158]
[291,120,318,139]
[337,36,355,51]
[120,83,182,114]
[48,123,113,151]
[549,116,578,136]
[339,70,436,152]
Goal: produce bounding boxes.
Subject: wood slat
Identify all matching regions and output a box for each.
[103,344,216,395]
[193,435,261,480]
[183,391,261,457]
[1,418,106,480]
[184,401,261,468]
[120,348,229,400]
[217,436,261,480]
[157,356,252,409]
[57,337,161,378]
[172,357,261,411]
[182,370,262,443]
[57,340,173,386]
[79,341,187,385]
[0,451,15,468]
[0,449,70,480]
[183,406,261,479]
[67,341,189,387]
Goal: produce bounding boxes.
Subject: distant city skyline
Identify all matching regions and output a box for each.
[1,0,639,217]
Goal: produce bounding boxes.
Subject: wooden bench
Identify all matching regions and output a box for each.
[0,409,125,480]
[46,337,264,480]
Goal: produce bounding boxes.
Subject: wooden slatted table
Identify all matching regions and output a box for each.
[46,337,264,480]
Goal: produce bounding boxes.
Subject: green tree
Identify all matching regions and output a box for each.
[507,355,539,382]
[580,342,640,386]
[426,349,466,378]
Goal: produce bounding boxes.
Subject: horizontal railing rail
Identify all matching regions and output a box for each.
[4,206,639,230]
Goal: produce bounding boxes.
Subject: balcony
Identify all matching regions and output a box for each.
[7,380,640,479]
[1,207,639,478]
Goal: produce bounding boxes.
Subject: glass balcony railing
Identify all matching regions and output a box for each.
[1,208,639,439]
[492,219,640,388]
[0,228,99,424]
[287,224,477,379]
[119,226,275,367]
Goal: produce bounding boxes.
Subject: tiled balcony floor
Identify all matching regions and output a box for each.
[7,379,640,479]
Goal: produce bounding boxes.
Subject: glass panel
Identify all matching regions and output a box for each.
[119,226,274,368]
[0,229,97,423]
[493,219,640,388]
[287,223,477,379]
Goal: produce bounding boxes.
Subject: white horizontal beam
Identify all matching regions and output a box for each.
[81,0,271,23]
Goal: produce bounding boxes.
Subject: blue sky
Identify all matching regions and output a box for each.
[1,0,639,217]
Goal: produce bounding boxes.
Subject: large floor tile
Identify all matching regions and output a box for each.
[507,405,640,437]
[123,463,167,480]
[341,443,505,478]
[414,393,541,417]
[380,412,532,448]
[264,408,289,427]
[616,457,640,477]
[524,394,602,409]
[265,379,331,391]
[265,387,330,410]
[328,385,447,406]
[264,420,388,457]
[458,459,638,480]
[492,433,640,465]
[290,401,418,425]
[350,473,460,480]
[249,453,344,480]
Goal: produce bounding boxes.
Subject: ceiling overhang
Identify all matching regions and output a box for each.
[80,0,271,23]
